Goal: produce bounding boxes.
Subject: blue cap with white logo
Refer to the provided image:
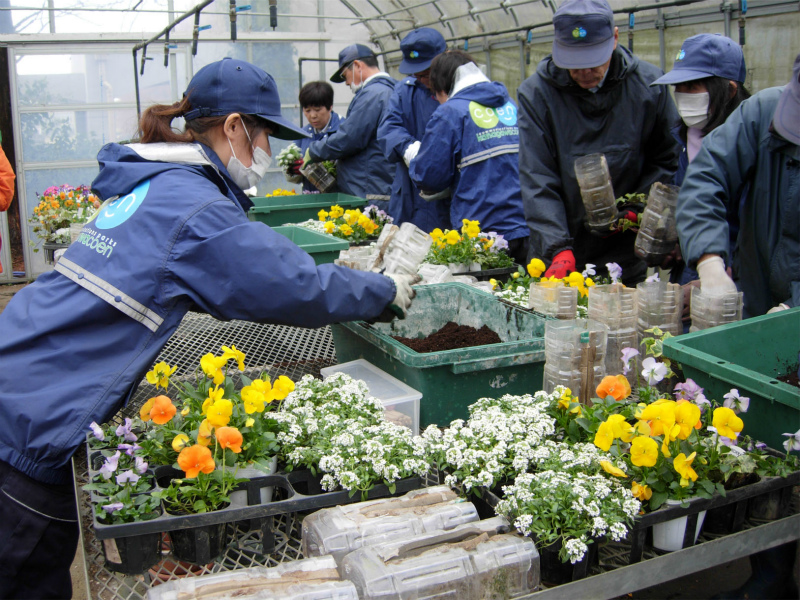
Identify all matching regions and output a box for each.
[652,34,746,86]
[399,28,447,74]
[183,58,308,140]
[552,0,616,70]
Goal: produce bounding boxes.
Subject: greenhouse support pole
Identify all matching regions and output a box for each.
[656,2,666,71]
[519,39,525,88]
[723,0,733,38]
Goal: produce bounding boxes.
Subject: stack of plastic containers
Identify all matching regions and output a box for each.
[574,153,618,233]
[543,318,608,394]
[690,287,743,332]
[382,222,433,276]
[634,182,680,266]
[417,263,454,285]
[589,283,638,385]
[529,280,579,319]
[636,280,683,342]
[336,245,375,271]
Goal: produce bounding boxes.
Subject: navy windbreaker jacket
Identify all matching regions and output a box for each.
[0,142,395,484]
[378,77,451,232]
[297,111,342,193]
[409,79,528,240]
[307,76,396,199]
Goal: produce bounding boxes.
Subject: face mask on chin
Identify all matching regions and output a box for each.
[226,122,272,190]
[674,91,710,129]
[348,64,364,94]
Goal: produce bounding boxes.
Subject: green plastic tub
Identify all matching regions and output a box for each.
[662,308,800,449]
[271,226,348,265]
[248,193,366,226]
[331,283,548,428]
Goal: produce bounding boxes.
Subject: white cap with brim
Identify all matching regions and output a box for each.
[773,54,800,146]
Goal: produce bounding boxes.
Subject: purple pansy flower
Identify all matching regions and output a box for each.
[621,348,640,375]
[117,443,141,456]
[645,272,660,283]
[674,378,703,401]
[103,502,125,513]
[98,451,121,480]
[115,418,138,442]
[723,389,750,413]
[782,429,800,453]
[116,470,140,486]
[89,422,105,442]
[134,456,148,474]
[606,262,623,283]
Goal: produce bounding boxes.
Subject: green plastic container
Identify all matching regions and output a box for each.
[248,193,366,226]
[662,308,800,449]
[271,226,348,265]
[331,283,548,428]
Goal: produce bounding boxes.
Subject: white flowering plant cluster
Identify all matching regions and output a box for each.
[271,374,429,499]
[422,391,559,493]
[496,440,640,564]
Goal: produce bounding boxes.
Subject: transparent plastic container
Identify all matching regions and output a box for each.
[340,518,538,600]
[300,162,337,193]
[690,287,743,332]
[588,283,637,330]
[417,264,454,285]
[605,328,639,384]
[543,319,608,393]
[574,154,618,232]
[302,486,479,563]
[383,223,432,276]
[529,281,578,319]
[634,182,680,265]
[636,280,683,341]
[146,555,358,600]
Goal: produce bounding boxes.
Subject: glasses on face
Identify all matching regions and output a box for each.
[414,68,431,79]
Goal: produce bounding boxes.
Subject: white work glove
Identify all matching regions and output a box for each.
[419,188,451,202]
[696,255,737,296]
[403,141,421,168]
[386,273,422,317]
[767,303,790,314]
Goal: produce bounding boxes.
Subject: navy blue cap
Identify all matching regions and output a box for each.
[774,53,800,145]
[330,44,376,83]
[399,28,446,74]
[183,58,307,140]
[552,0,616,70]
[652,34,746,86]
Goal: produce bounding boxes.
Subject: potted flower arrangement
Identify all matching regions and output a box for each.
[28,184,100,263]
[425,219,514,278]
[271,373,429,500]
[83,418,161,574]
[316,204,382,244]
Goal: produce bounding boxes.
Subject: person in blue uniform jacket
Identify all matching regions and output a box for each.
[677,53,800,319]
[650,34,750,329]
[409,50,529,265]
[517,0,679,283]
[303,44,395,210]
[284,81,342,192]
[0,58,419,599]
[677,53,800,600]
[378,27,450,232]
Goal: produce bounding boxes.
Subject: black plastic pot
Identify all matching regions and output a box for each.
[101,532,161,575]
[536,536,599,585]
[169,521,229,565]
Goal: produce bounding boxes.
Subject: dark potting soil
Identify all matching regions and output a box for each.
[777,366,800,389]
[392,321,502,353]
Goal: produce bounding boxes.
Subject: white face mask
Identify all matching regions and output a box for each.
[348,64,364,94]
[674,91,710,129]
[227,123,272,190]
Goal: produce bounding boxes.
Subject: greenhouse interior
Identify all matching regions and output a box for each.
[0,1,798,599]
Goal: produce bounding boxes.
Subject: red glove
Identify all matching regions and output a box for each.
[288,159,304,176]
[544,250,576,279]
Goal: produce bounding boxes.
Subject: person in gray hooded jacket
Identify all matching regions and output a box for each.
[517,0,679,283]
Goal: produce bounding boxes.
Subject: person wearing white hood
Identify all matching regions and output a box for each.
[408,50,529,265]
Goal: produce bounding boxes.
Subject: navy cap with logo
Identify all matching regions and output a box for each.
[651,34,746,86]
[552,0,616,70]
[774,53,800,145]
[330,44,376,83]
[183,58,308,140]
[399,28,446,74]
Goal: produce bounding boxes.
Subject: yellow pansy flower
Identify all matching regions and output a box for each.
[245,417,255,428]
[430,228,444,242]
[241,385,266,414]
[527,258,546,278]
[489,278,498,290]
[630,436,659,467]
[606,414,634,442]
[631,481,652,501]
[639,400,677,437]
[172,433,190,452]
[146,361,177,390]
[318,209,329,221]
[600,461,627,478]
[207,399,233,427]
[675,401,701,440]
[712,406,744,439]
[329,205,344,218]
[674,452,698,486]
[200,352,227,385]
[139,397,156,421]
[593,421,614,451]
[445,230,461,245]
[181,407,190,416]
[221,345,246,371]
[340,224,353,237]
[272,375,295,400]
[323,221,336,233]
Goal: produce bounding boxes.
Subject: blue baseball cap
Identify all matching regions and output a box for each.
[774,54,800,145]
[552,0,616,70]
[330,44,376,83]
[652,34,746,86]
[399,28,446,74]
[183,58,307,140]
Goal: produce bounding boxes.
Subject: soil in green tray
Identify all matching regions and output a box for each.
[392,321,501,353]
[777,366,800,389]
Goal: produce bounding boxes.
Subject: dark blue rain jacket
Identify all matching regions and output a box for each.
[409,80,527,240]
[378,77,451,232]
[0,142,395,484]
[677,87,800,317]
[307,76,396,199]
